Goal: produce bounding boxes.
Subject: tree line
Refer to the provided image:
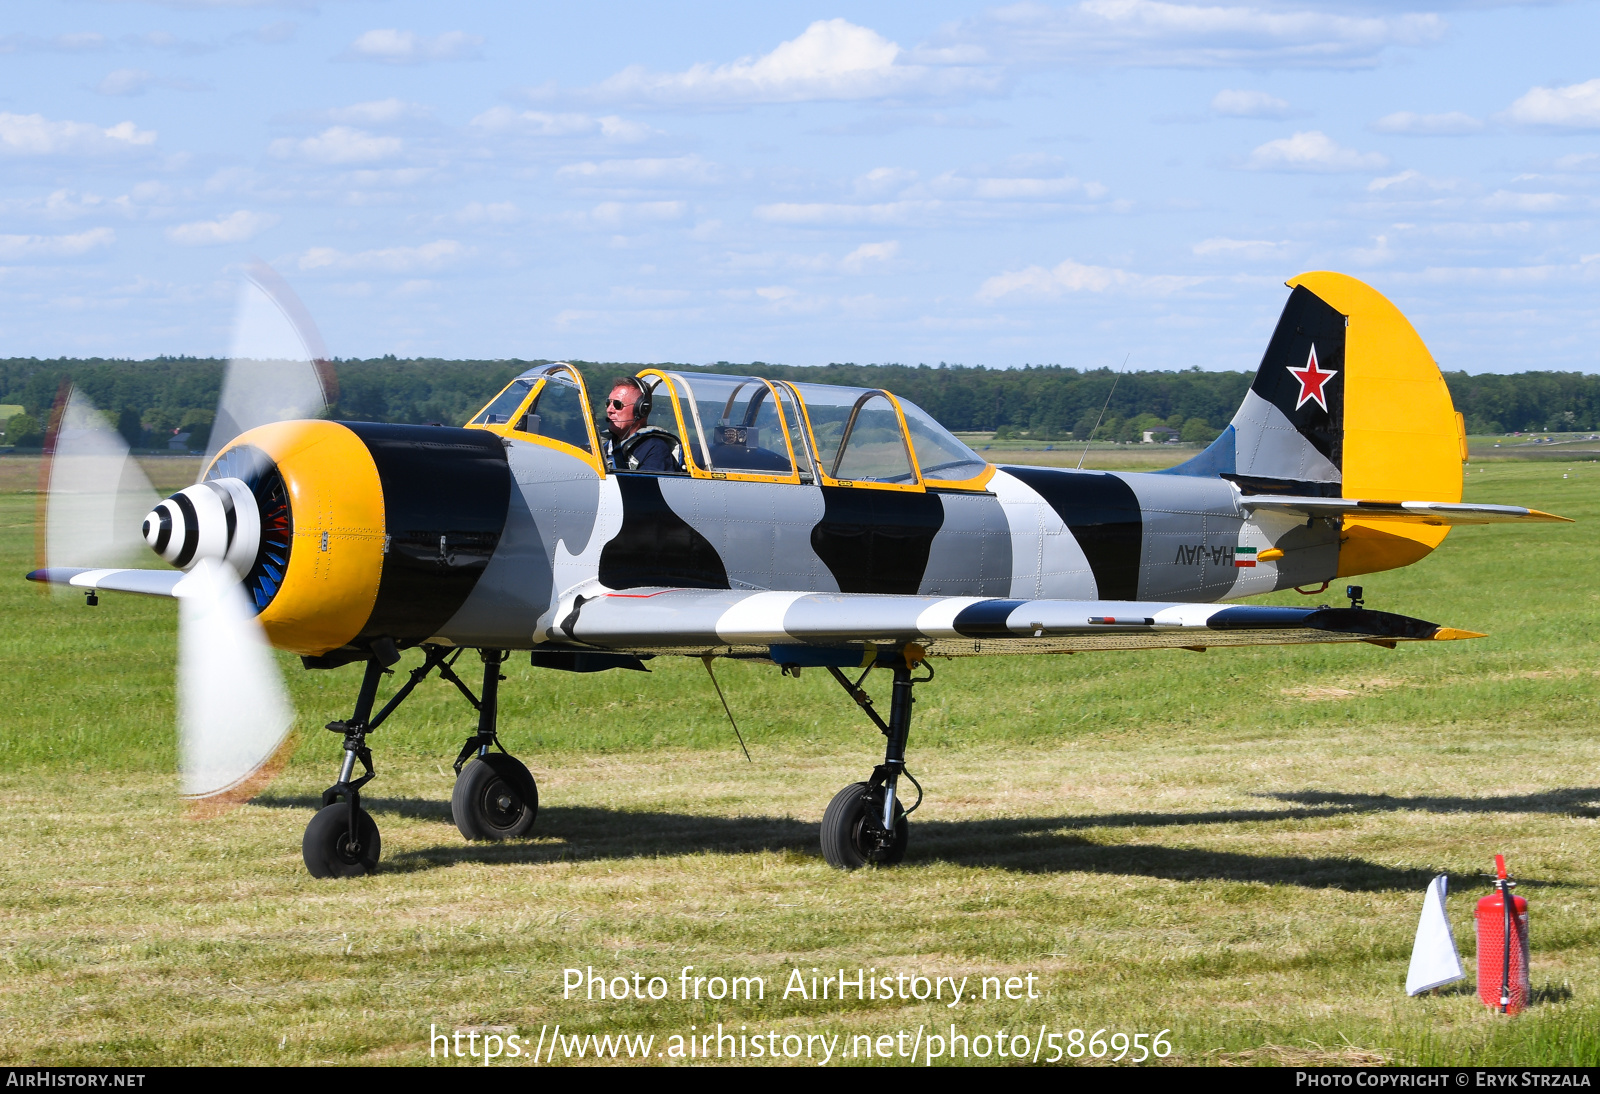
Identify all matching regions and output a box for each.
[1,355,1593,449]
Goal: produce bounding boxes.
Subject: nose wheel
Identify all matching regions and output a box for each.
[303,802,381,878]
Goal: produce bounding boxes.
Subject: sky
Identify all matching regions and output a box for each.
[2,1,1598,374]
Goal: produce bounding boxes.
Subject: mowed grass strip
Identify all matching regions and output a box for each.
[0,458,1596,1066]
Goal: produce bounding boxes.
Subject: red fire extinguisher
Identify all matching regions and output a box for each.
[1475,854,1529,1013]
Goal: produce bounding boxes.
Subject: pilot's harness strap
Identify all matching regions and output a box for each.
[605,426,685,471]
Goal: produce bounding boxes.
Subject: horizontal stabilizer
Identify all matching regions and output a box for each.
[28,566,185,598]
[1241,496,1571,526]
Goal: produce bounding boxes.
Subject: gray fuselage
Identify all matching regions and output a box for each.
[435,440,1337,648]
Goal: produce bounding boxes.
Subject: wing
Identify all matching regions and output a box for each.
[28,566,185,597]
[551,588,1483,659]
[1241,496,1570,526]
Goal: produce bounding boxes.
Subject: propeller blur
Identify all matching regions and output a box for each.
[177,558,293,803]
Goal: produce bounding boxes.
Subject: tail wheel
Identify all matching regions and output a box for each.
[303,803,381,878]
[820,781,907,869]
[452,753,538,841]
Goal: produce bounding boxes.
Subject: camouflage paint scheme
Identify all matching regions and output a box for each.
[436,285,1356,651]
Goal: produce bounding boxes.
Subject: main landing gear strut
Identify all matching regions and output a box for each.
[300,646,539,878]
[818,647,931,869]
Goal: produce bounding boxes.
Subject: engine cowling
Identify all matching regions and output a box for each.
[143,420,511,656]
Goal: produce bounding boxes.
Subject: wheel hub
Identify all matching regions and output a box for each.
[480,777,524,830]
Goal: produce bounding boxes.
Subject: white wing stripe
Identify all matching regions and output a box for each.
[715,591,806,643]
[914,596,988,640]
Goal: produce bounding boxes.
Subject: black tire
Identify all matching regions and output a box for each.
[820,781,908,869]
[452,753,538,841]
[302,803,381,878]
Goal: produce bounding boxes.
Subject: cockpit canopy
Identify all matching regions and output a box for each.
[469,365,991,491]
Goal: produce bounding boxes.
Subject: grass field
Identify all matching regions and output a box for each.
[0,454,1597,1066]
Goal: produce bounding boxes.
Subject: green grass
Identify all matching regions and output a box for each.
[0,457,1596,1066]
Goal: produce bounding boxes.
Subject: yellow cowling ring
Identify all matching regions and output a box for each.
[210,420,386,656]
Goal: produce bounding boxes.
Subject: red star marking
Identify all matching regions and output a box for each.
[1287,345,1337,412]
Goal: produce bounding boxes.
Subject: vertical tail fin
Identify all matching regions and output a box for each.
[1166,272,1465,576]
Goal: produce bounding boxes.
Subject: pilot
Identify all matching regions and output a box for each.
[602,376,685,473]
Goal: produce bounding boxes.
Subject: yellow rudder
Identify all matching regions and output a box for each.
[1286,272,1462,578]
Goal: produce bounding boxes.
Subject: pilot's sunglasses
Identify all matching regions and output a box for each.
[608,398,634,410]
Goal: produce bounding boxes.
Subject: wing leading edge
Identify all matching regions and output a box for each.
[28,566,185,597]
[554,588,1483,659]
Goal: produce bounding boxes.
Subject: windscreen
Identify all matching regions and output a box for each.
[472,379,533,425]
[897,400,988,481]
[523,369,592,452]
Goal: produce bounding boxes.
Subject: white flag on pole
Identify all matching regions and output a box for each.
[1406,874,1465,995]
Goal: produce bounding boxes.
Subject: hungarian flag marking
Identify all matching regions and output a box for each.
[1235,546,1257,568]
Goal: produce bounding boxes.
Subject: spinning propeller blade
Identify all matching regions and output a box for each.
[203,259,336,471]
[177,559,294,806]
[40,386,159,584]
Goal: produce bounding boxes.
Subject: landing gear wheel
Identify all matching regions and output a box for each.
[820,781,908,869]
[303,803,381,878]
[452,753,538,841]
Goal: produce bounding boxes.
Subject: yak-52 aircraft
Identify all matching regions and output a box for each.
[29,267,1567,877]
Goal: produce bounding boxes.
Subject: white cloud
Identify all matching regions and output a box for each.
[0,32,107,54]
[755,186,1118,226]
[345,29,483,65]
[953,0,1446,69]
[1211,89,1293,118]
[469,108,655,141]
[325,99,426,125]
[97,69,154,97]
[0,113,156,156]
[1504,78,1600,129]
[338,167,432,189]
[0,189,139,221]
[1192,237,1288,259]
[593,19,992,103]
[1244,130,1386,172]
[451,201,520,225]
[1554,152,1600,172]
[583,201,687,229]
[596,116,657,142]
[1482,190,1571,213]
[472,108,591,136]
[96,69,205,96]
[297,239,465,273]
[270,126,402,164]
[840,240,899,273]
[1350,233,1393,265]
[757,201,936,226]
[1366,169,1455,194]
[556,156,720,186]
[0,227,115,261]
[933,171,1107,201]
[977,257,1202,301]
[1370,111,1483,135]
[759,165,1112,228]
[854,166,919,197]
[165,210,278,246]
